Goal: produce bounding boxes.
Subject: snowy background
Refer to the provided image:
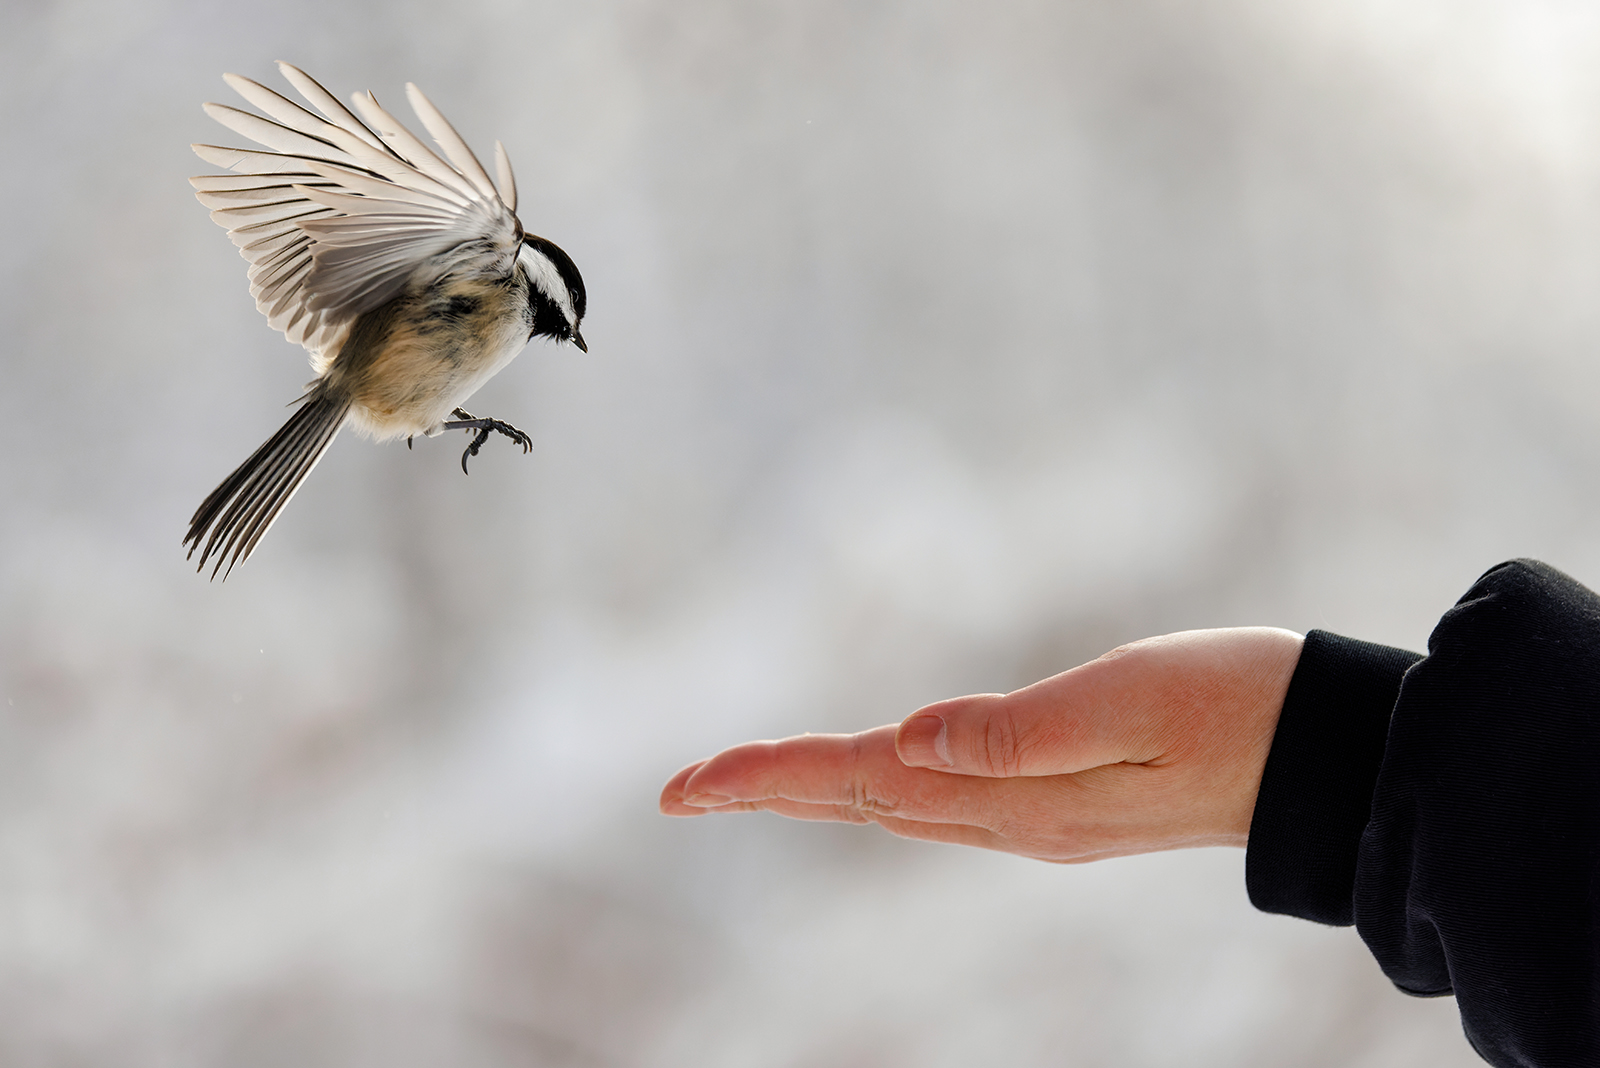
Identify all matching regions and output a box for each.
[5,0,1600,1063]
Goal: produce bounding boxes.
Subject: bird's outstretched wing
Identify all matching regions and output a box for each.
[191,62,523,364]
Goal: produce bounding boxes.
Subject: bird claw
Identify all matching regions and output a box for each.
[439,409,533,474]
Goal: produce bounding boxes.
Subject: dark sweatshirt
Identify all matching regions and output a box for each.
[1247,559,1600,1067]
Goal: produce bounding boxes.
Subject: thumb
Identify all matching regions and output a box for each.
[894,679,1135,778]
[894,628,1304,778]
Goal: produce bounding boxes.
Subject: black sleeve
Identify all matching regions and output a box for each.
[1246,560,1600,1068]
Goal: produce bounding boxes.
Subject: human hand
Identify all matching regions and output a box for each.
[660,628,1304,862]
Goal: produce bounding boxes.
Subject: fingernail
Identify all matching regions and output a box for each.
[683,792,733,807]
[661,799,710,816]
[898,714,951,767]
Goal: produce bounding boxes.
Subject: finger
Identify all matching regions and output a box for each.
[659,758,710,814]
[895,628,1303,780]
[662,795,717,816]
[893,640,1189,776]
[672,794,1010,852]
[895,687,1134,778]
[664,730,1218,860]
[698,797,874,823]
[868,813,1007,851]
[678,725,1018,826]
[680,731,876,806]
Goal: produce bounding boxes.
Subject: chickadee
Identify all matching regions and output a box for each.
[184,63,586,578]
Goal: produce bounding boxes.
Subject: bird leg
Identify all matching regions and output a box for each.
[440,408,533,475]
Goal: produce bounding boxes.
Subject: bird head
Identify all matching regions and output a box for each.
[519,235,587,351]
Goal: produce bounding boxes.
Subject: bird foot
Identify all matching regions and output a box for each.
[440,409,532,474]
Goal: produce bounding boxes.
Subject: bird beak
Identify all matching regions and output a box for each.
[572,331,588,353]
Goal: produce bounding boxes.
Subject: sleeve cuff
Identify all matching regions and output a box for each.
[1245,630,1422,925]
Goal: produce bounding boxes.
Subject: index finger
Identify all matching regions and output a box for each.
[674,725,1008,826]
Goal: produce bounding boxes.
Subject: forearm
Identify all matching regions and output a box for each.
[1247,561,1600,1068]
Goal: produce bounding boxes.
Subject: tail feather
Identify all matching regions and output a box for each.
[205,404,330,564]
[184,393,350,579]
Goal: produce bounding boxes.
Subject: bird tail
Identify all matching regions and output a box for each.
[184,391,350,579]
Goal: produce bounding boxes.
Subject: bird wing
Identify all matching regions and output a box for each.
[191,63,523,361]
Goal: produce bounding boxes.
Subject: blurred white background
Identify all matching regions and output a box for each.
[4,0,1600,1063]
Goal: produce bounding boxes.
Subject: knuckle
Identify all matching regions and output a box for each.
[856,791,904,819]
[851,775,906,820]
[1096,639,1147,665]
[979,709,1024,776]
[845,735,899,818]
[843,735,906,818]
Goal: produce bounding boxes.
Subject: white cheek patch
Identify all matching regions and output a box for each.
[516,244,577,328]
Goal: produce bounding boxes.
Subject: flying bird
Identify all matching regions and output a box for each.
[184,63,586,578]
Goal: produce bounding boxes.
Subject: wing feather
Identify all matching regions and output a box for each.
[493,141,518,213]
[208,197,338,225]
[243,235,311,271]
[202,104,347,160]
[404,83,501,202]
[191,66,524,364]
[191,173,324,193]
[221,73,354,146]
[290,161,464,211]
[273,62,391,153]
[240,227,316,256]
[193,143,323,174]
[203,104,445,199]
[348,91,485,205]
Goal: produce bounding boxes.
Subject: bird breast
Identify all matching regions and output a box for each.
[323,269,534,441]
